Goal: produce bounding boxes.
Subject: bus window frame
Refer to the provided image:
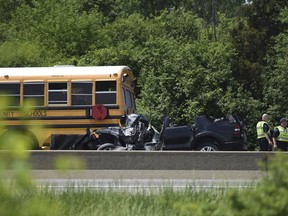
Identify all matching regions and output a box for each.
[23,81,45,107]
[47,81,69,106]
[95,80,117,105]
[0,81,21,107]
[71,81,93,106]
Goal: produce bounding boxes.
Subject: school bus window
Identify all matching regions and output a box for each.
[23,82,44,106]
[95,81,116,105]
[72,82,92,105]
[48,82,68,105]
[125,89,133,108]
[131,92,136,109]
[0,82,20,106]
[122,87,126,104]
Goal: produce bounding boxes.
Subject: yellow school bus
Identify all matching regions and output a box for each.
[0,65,136,149]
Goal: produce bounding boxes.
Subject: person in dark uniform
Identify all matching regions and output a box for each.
[272,118,288,151]
[256,113,273,151]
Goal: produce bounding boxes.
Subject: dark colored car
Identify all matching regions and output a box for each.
[75,114,247,151]
[162,115,247,151]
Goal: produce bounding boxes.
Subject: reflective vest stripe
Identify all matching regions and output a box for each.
[276,126,288,142]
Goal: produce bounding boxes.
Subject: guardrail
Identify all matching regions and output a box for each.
[23,151,277,170]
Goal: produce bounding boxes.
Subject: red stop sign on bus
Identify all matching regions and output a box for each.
[91,104,107,120]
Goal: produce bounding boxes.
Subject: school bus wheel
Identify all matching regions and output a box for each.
[0,129,40,150]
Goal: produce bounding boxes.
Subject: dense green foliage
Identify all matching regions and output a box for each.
[0,0,287,149]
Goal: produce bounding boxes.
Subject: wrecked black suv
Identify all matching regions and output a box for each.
[76,114,247,151]
[161,115,247,151]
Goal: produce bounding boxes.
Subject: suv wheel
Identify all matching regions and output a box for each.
[97,143,115,150]
[197,141,220,151]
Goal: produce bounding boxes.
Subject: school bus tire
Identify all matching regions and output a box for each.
[0,129,40,150]
[97,143,115,151]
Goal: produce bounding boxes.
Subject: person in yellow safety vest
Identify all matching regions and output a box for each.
[272,118,288,151]
[256,113,273,151]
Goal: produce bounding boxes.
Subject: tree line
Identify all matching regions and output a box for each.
[0,0,287,149]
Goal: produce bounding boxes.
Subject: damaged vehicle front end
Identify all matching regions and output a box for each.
[90,114,161,151]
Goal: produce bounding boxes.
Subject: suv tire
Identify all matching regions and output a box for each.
[97,143,115,150]
[197,141,220,151]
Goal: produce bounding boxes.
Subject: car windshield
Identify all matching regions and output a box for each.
[125,114,149,127]
[126,114,139,127]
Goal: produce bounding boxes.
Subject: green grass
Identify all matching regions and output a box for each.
[1,185,231,216]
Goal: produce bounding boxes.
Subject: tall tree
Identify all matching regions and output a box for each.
[229,0,287,100]
[264,7,288,118]
[1,0,104,64]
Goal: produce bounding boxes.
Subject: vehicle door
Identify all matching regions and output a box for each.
[163,126,193,150]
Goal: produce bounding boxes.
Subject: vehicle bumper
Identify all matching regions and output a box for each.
[222,141,248,151]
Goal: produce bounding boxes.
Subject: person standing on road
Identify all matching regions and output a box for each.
[256,113,273,151]
[272,118,288,151]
